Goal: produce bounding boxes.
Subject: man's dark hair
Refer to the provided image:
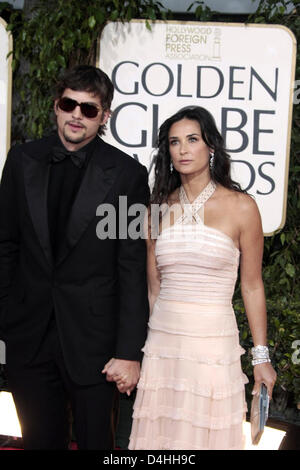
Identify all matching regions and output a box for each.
[55,65,114,135]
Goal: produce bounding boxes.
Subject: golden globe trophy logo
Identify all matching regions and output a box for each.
[98,20,296,235]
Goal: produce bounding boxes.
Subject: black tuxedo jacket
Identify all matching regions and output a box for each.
[0,134,150,385]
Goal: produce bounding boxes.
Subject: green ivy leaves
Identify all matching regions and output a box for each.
[88,16,96,29]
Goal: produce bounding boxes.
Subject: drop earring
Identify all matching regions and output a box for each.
[170,161,173,173]
[209,152,215,170]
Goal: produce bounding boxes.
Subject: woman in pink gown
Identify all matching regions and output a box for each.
[127,107,277,450]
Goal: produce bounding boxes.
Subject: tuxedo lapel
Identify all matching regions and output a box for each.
[55,139,118,266]
[22,149,53,267]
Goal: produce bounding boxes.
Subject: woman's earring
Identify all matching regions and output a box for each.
[170,161,173,173]
[209,152,214,170]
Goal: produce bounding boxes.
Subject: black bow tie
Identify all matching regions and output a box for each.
[52,146,86,168]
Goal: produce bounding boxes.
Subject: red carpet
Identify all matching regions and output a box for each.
[0,436,78,450]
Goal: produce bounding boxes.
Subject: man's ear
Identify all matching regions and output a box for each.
[101,109,111,125]
[54,100,59,116]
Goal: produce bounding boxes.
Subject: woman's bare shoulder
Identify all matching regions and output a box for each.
[232,191,262,231]
[214,186,261,229]
[235,191,259,214]
[216,186,258,211]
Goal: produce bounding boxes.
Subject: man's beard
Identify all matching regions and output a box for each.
[63,124,87,144]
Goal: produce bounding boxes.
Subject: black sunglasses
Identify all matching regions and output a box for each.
[57,97,100,119]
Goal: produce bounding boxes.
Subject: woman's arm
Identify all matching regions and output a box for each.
[238,194,277,398]
[146,236,161,315]
[144,208,161,315]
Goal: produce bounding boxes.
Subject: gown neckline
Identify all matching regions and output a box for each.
[174,181,240,253]
[178,180,216,225]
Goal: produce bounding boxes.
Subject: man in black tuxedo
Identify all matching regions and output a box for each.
[0,65,149,449]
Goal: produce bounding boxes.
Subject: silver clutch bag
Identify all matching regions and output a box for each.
[250,383,269,445]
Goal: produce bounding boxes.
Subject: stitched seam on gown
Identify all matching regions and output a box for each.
[141,345,245,364]
[128,430,246,451]
[157,294,235,304]
[156,243,239,259]
[156,231,240,256]
[131,408,247,430]
[129,419,247,451]
[147,325,239,337]
[136,375,249,398]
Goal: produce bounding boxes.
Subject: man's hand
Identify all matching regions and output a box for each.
[102,358,140,396]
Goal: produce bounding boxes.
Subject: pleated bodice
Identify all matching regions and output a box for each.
[156,224,240,305]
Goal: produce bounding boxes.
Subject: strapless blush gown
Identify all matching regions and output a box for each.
[129,183,248,450]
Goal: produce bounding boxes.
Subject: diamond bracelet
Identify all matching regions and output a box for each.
[251,345,270,366]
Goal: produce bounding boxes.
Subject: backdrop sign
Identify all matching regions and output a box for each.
[98,20,296,235]
[0,18,12,177]
[0,18,12,364]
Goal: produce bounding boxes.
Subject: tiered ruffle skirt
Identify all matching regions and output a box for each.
[129,298,248,450]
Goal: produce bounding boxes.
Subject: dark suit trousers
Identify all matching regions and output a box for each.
[6,318,116,450]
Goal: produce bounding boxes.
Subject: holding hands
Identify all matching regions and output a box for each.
[102,358,140,396]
